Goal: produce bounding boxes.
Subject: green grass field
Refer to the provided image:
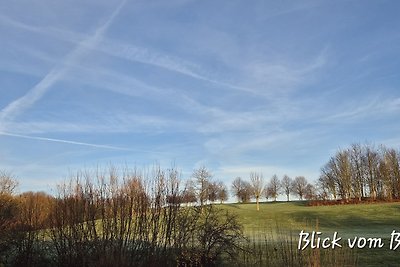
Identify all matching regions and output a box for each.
[219,201,400,266]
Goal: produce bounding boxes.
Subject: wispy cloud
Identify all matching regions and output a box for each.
[0,131,176,156]
[241,48,327,95]
[317,96,400,124]
[96,40,267,95]
[0,0,126,131]
[1,111,194,135]
[0,14,269,97]
[0,14,45,34]
[0,131,129,151]
[202,129,304,160]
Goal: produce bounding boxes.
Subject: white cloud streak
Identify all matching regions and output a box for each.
[0,131,179,156]
[1,14,271,97]
[0,0,126,131]
[96,41,265,95]
[0,131,129,151]
[317,96,400,124]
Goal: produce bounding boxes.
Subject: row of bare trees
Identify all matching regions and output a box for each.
[318,143,400,202]
[228,143,400,204]
[231,173,314,206]
[186,167,312,208]
[187,166,228,206]
[0,167,245,267]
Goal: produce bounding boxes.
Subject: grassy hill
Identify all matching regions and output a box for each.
[219,201,400,266]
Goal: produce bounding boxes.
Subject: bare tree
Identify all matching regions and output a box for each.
[182,180,197,206]
[0,190,19,261]
[216,181,228,204]
[265,174,280,202]
[383,148,400,199]
[231,177,242,201]
[281,175,292,201]
[350,143,366,201]
[250,172,264,210]
[231,177,252,203]
[207,181,219,203]
[321,153,352,202]
[319,143,400,202]
[378,156,392,200]
[192,205,246,265]
[192,166,212,208]
[291,176,308,200]
[336,150,353,201]
[304,183,316,200]
[316,176,330,200]
[365,145,380,200]
[0,171,20,258]
[15,191,54,265]
[0,171,18,195]
[319,166,338,200]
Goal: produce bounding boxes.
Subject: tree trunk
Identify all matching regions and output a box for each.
[256,197,259,211]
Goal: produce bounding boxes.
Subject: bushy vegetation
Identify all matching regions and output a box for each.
[0,167,246,266]
[0,166,363,267]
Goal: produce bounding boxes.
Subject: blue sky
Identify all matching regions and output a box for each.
[1,0,400,193]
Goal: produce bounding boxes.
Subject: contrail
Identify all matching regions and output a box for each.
[0,131,129,151]
[0,0,126,130]
[1,10,263,98]
[0,131,173,155]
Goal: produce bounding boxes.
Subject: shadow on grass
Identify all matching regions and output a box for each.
[290,209,400,231]
[260,200,309,206]
[288,200,308,207]
[223,203,242,209]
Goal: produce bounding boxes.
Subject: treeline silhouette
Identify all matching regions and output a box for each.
[319,143,400,202]
[0,167,245,266]
[230,143,400,204]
